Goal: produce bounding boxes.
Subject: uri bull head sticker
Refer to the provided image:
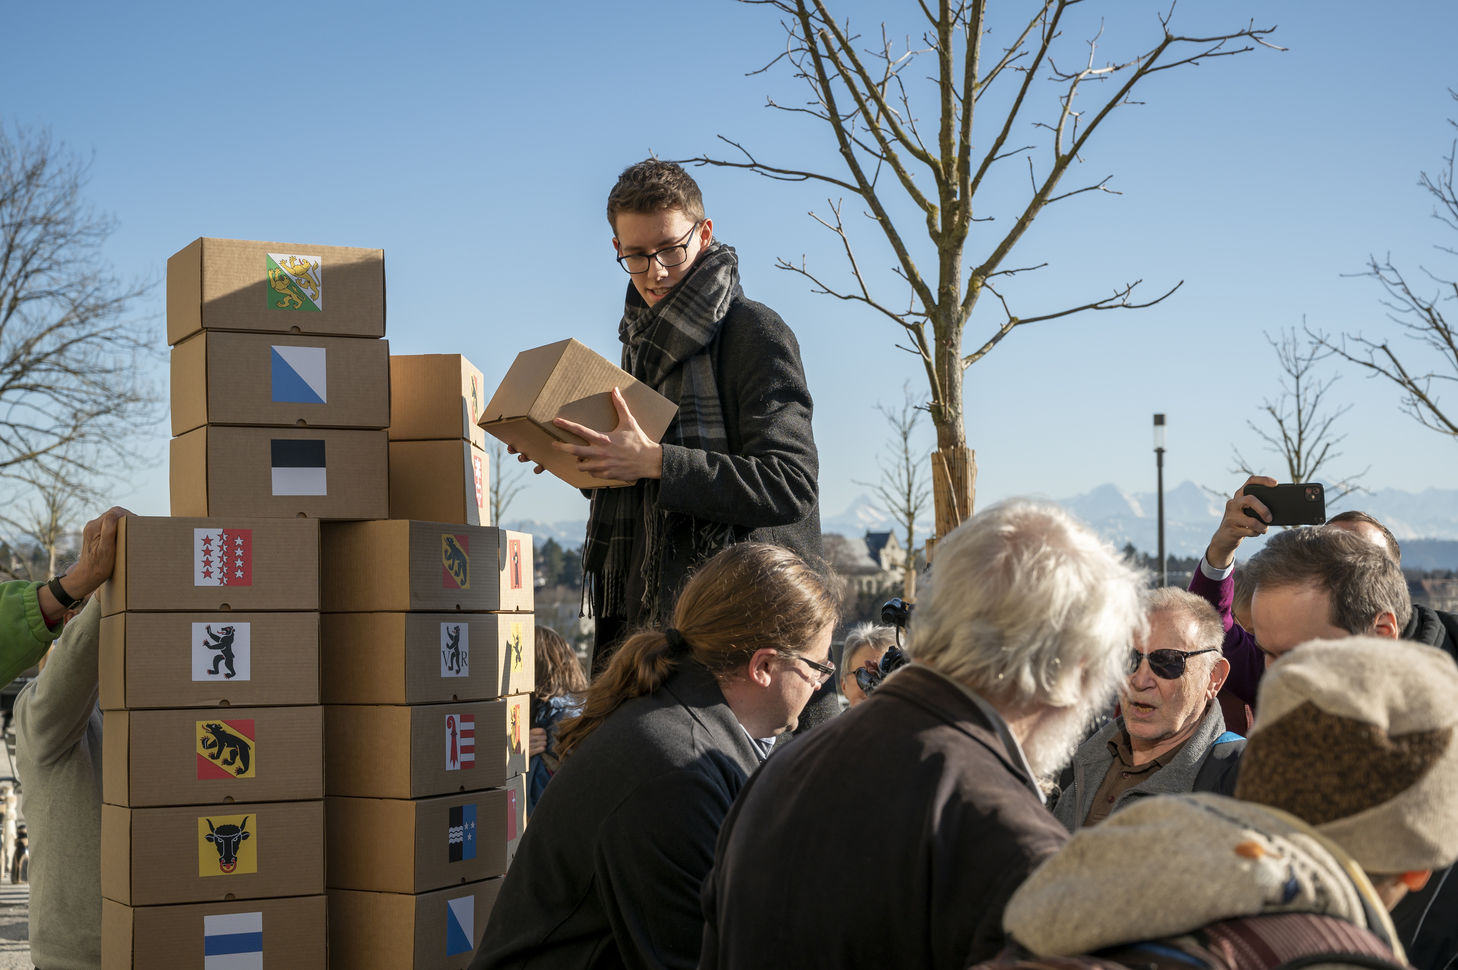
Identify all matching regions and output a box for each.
[199,814,256,876]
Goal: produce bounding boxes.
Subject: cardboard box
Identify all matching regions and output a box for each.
[479,338,677,488]
[389,354,488,449]
[326,788,510,893]
[102,894,327,970]
[171,426,388,520]
[320,521,532,613]
[100,611,319,711]
[324,696,528,799]
[329,878,502,970]
[171,330,391,435]
[321,613,532,705]
[504,772,526,867]
[102,800,324,906]
[104,706,324,808]
[167,237,386,345]
[100,516,319,616]
[389,440,489,527]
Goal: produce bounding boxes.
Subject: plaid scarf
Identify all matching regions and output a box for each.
[582,241,742,623]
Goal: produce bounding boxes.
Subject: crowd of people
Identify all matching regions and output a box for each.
[4,161,1456,970]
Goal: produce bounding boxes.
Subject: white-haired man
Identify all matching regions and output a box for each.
[699,500,1147,970]
[1052,588,1242,830]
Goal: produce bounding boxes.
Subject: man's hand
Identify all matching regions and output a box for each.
[506,444,548,476]
[553,388,663,483]
[528,727,548,758]
[66,507,131,597]
[1206,476,1277,569]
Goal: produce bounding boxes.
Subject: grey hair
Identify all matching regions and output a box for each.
[839,622,897,680]
[905,500,1148,713]
[1142,587,1224,676]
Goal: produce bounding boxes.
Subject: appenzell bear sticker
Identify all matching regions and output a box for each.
[199,814,256,876]
[265,253,322,311]
[441,622,468,678]
[195,529,252,587]
[442,533,469,589]
[445,713,475,771]
[197,719,256,779]
[193,622,250,682]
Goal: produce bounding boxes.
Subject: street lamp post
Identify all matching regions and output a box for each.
[1154,414,1166,587]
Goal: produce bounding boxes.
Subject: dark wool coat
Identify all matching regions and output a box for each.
[700,664,1070,970]
[470,659,762,970]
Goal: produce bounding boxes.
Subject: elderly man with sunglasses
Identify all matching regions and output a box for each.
[1052,588,1243,831]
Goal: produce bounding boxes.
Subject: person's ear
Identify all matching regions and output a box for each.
[699,218,713,246]
[612,237,621,254]
[747,647,778,688]
[1208,657,1231,696]
[1372,610,1401,640]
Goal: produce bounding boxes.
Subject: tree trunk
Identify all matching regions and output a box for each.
[929,318,977,540]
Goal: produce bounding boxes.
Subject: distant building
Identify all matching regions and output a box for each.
[1412,577,1458,614]
[824,531,906,596]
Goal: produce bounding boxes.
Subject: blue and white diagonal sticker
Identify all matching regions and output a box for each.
[446,895,474,956]
[270,345,327,404]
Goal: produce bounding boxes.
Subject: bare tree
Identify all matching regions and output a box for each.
[1320,90,1458,440]
[489,440,527,525]
[683,1,1280,536]
[0,122,157,503]
[1232,326,1366,500]
[0,460,89,581]
[856,382,931,599]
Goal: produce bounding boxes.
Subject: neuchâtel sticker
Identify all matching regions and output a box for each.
[265,253,322,312]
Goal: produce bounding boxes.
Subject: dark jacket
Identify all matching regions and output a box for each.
[1052,700,1242,830]
[471,660,762,970]
[700,664,1069,970]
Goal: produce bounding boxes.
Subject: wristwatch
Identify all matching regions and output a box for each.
[46,575,80,611]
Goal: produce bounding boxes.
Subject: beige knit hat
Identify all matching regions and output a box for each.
[1235,635,1458,875]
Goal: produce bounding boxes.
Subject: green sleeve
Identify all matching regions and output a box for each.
[0,580,63,689]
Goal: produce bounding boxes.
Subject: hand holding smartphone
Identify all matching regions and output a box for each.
[1243,483,1326,526]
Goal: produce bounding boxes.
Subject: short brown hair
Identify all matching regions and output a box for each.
[1325,510,1402,563]
[606,159,705,231]
[534,625,588,700]
[1245,527,1412,633]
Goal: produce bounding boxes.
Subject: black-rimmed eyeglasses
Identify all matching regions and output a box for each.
[1128,647,1217,680]
[615,221,701,275]
[781,652,835,688]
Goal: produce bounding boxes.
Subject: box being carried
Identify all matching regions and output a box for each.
[104,706,324,808]
[171,426,388,520]
[390,354,488,449]
[171,331,390,434]
[102,894,326,970]
[479,338,677,488]
[321,521,532,613]
[328,877,501,970]
[321,613,532,705]
[100,611,320,711]
[326,788,512,893]
[102,800,324,906]
[167,238,385,344]
[389,440,489,527]
[324,696,529,799]
[100,517,319,616]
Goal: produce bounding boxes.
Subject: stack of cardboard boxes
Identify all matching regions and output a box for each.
[99,238,390,967]
[318,358,534,969]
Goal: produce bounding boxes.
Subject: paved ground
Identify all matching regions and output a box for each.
[0,883,28,969]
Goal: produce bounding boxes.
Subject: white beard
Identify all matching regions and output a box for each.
[1021,698,1109,794]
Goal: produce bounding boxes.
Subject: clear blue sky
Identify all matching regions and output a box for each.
[6,1,1457,527]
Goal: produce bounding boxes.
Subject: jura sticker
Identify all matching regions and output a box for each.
[197,719,256,780]
[265,253,322,311]
[446,714,475,771]
[442,534,469,589]
[193,622,250,681]
[441,622,469,678]
[195,529,253,587]
[199,814,256,876]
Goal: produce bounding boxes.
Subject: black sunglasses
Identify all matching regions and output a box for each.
[1127,647,1217,680]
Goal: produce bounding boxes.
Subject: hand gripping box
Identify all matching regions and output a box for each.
[389,354,488,449]
[171,426,388,520]
[324,696,529,799]
[171,330,391,434]
[102,895,326,970]
[104,706,324,808]
[389,439,489,526]
[479,338,677,488]
[102,799,324,906]
[100,516,319,616]
[326,788,511,893]
[321,613,533,705]
[321,521,532,613]
[167,237,385,344]
[328,877,502,970]
[100,611,319,711]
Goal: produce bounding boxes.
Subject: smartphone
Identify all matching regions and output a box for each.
[1243,483,1326,526]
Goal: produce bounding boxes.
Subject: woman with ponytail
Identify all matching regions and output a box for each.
[471,542,839,970]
